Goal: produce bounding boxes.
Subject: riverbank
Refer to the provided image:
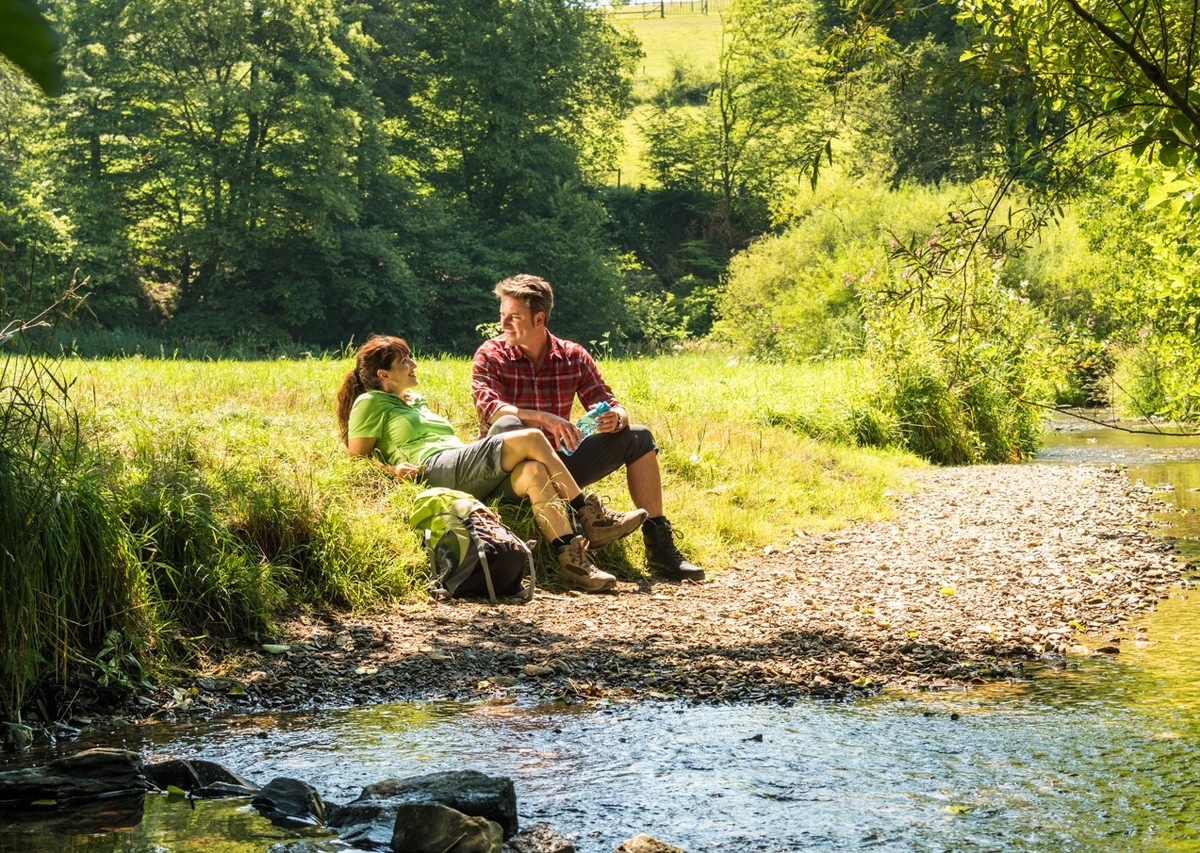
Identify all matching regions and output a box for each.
[145,462,1187,721]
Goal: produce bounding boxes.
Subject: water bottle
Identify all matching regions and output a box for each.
[562,401,611,456]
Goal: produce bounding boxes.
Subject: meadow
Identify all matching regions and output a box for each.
[72,349,916,583]
[2,346,925,718]
[611,9,724,186]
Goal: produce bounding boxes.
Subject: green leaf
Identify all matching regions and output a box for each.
[1158,143,1181,168]
[1145,179,1196,211]
[0,0,63,95]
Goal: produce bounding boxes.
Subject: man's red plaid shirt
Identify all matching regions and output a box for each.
[471,334,617,439]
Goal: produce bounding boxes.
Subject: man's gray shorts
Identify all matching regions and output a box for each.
[420,436,517,501]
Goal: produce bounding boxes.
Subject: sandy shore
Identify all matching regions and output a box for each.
[161,463,1186,718]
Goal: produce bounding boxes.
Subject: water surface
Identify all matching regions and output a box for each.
[5,420,1200,852]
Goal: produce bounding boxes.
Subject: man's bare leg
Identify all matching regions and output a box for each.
[626,450,664,517]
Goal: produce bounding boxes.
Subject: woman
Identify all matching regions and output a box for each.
[335,335,646,593]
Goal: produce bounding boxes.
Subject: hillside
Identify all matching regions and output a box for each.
[610,8,725,186]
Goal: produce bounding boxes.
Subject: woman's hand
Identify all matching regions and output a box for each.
[391,462,420,481]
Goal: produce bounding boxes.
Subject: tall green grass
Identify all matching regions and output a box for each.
[3,349,921,721]
[0,344,146,720]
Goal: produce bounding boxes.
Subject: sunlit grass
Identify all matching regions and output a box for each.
[68,351,920,594]
[617,10,724,88]
[609,11,725,187]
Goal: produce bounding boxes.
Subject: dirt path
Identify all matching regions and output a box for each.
[166,463,1187,719]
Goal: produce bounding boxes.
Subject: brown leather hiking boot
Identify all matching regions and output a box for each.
[643,517,704,581]
[556,535,617,592]
[576,493,648,547]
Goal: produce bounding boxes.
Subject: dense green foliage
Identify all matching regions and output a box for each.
[3,0,639,350]
[712,178,953,360]
[948,0,1200,422]
[960,0,1200,175]
[717,174,1052,462]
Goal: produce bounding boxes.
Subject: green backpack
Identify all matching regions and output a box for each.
[407,488,536,603]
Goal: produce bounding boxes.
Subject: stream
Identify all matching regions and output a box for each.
[3,418,1200,852]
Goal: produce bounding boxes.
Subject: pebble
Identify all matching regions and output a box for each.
[144,464,1187,720]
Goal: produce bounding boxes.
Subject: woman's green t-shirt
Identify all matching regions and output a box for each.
[347,390,465,467]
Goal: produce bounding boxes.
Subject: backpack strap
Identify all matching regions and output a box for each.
[520,543,537,602]
[475,532,499,605]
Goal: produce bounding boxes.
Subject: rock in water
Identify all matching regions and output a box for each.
[391,802,502,853]
[0,748,147,806]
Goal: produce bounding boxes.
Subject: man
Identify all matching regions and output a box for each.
[471,273,704,582]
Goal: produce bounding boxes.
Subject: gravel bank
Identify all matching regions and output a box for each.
[161,463,1188,719]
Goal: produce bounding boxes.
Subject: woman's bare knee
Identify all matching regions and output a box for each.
[501,428,552,469]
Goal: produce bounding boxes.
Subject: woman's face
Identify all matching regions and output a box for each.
[379,352,418,395]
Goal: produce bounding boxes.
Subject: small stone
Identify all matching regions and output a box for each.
[614,835,686,853]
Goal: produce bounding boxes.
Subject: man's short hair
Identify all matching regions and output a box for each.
[495,274,554,321]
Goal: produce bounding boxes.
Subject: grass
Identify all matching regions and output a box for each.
[617,12,724,93]
[2,349,922,720]
[1,346,147,720]
[68,350,918,585]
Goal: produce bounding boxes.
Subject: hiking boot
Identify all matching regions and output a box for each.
[643,517,704,582]
[576,493,649,547]
[556,535,617,593]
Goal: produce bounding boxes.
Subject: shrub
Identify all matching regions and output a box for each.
[713,177,961,360]
[120,441,281,643]
[862,257,1048,464]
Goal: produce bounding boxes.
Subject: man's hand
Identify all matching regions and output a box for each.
[540,413,582,453]
[597,407,626,434]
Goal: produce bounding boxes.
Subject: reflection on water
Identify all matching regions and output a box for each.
[1040,413,1200,556]
[9,668,1198,853]
[0,795,339,853]
[4,418,1200,852]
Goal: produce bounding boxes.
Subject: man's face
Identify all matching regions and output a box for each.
[499,295,544,350]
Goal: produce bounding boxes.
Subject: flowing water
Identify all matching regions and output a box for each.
[4,417,1200,852]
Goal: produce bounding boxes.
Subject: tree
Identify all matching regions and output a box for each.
[7,0,644,351]
[644,0,827,222]
[633,0,829,342]
[41,0,425,345]
[365,0,641,349]
[959,0,1200,195]
[805,0,1069,187]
